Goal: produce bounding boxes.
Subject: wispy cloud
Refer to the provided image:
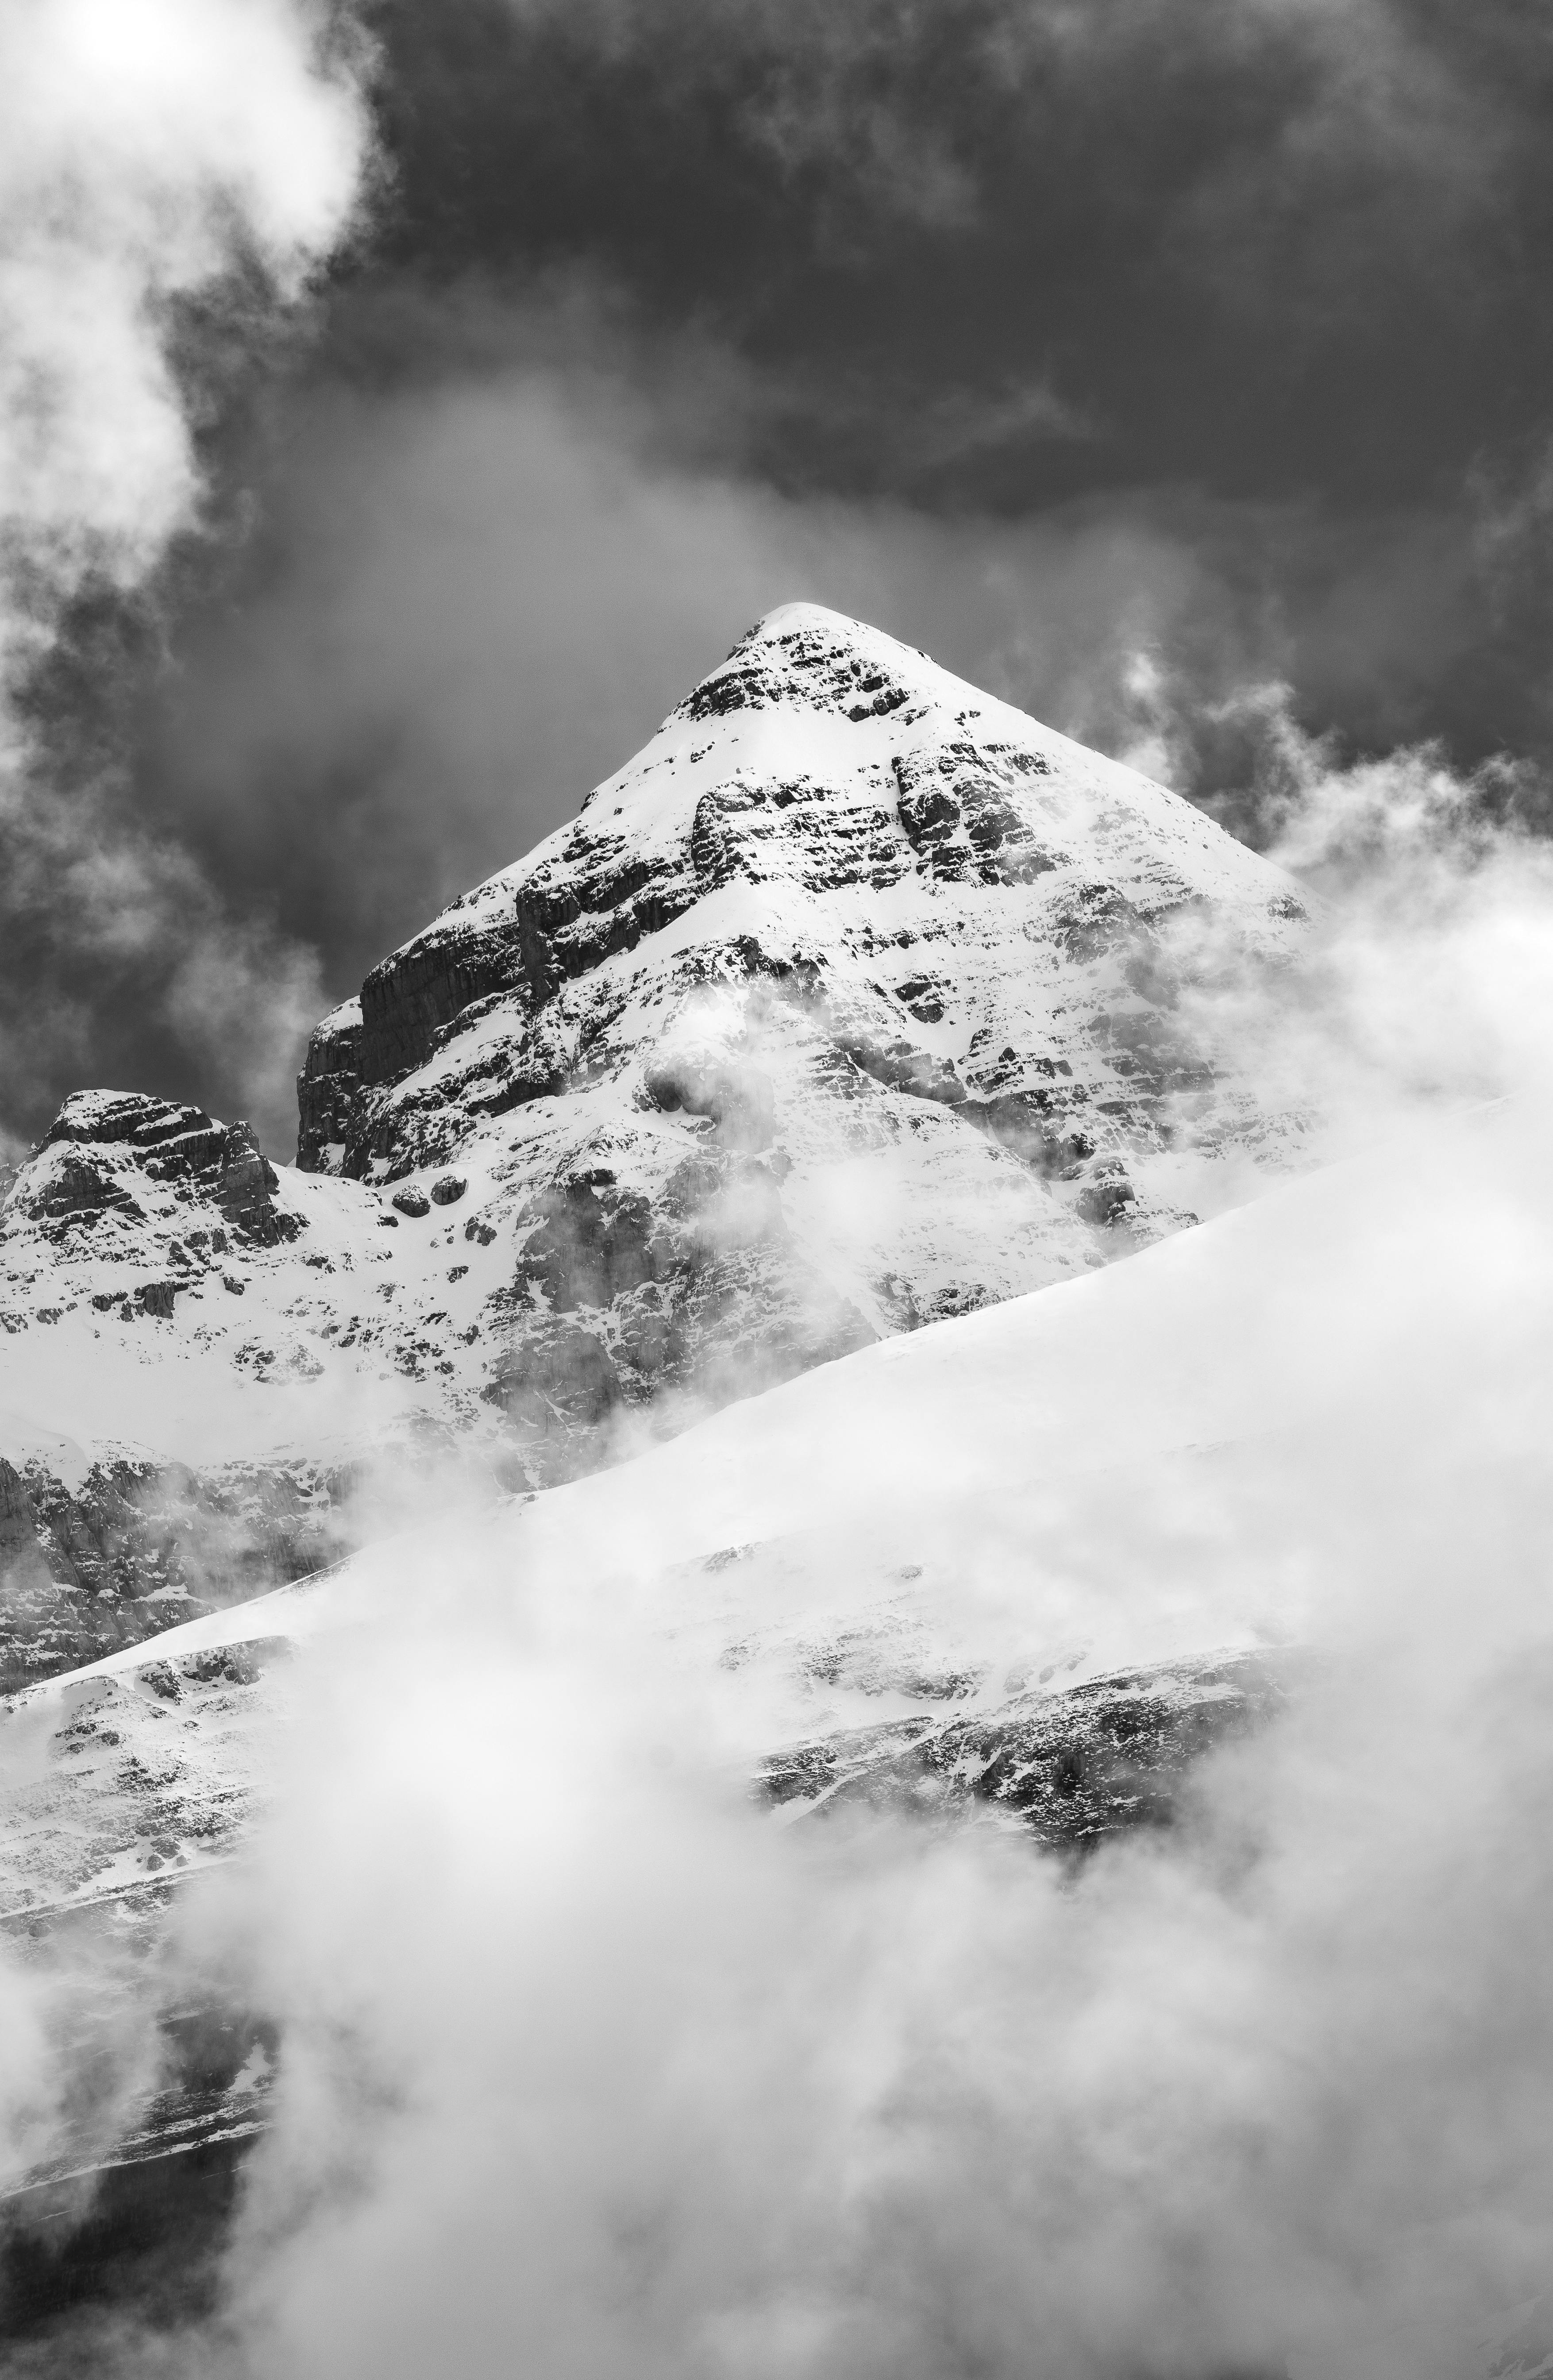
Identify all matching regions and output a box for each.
[0,0,370,1149]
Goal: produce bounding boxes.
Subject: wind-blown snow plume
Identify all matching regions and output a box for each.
[0,0,370,1149]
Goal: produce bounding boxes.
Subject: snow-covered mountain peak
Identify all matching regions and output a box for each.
[1,610,1313,1683]
[512,599,1279,904]
[667,599,942,726]
[663,599,1018,742]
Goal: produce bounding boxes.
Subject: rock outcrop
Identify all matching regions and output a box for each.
[762,1647,1307,1850]
[0,1453,346,1695]
[17,1091,301,1248]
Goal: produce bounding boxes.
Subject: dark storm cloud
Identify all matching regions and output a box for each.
[4,0,1552,1154]
[125,338,1531,1092]
[356,0,1553,507]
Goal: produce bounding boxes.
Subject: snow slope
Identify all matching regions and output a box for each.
[7,1089,1539,1925]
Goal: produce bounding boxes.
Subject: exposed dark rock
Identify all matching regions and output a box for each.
[673,620,913,730]
[22,1151,144,1225]
[0,1460,51,1601]
[843,1033,966,1107]
[644,1055,775,1151]
[482,1318,622,1441]
[965,1090,1094,1177]
[467,1148,868,1482]
[611,1281,686,1377]
[1076,1171,1138,1226]
[0,2001,277,2340]
[762,1650,1306,1852]
[178,1637,291,1690]
[357,924,532,1088]
[295,999,365,1171]
[42,1091,220,1158]
[16,1094,297,1249]
[0,1457,347,1693]
[1056,881,1146,964]
[391,1188,430,1219]
[894,747,1066,886]
[430,1174,466,1205]
[892,975,944,1024]
[216,1123,297,1246]
[512,1178,659,1313]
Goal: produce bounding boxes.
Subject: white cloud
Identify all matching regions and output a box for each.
[0,0,370,1147]
[0,0,366,590]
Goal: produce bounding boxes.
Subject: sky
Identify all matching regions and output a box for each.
[4,0,1553,1155]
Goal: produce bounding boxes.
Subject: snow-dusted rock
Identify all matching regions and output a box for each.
[15,1090,300,1249]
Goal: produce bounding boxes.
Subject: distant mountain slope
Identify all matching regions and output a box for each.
[0,605,1307,1682]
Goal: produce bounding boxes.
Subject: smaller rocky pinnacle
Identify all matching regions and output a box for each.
[20,1091,299,1246]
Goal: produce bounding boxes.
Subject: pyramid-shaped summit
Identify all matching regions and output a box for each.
[284,593,1309,1468]
[0,606,1307,1681]
[298,601,1303,1183]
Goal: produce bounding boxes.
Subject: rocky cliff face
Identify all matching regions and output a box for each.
[0,605,1308,1681]
[0,1450,349,1695]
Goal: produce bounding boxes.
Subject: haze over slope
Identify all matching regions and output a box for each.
[6,1091,1553,2380]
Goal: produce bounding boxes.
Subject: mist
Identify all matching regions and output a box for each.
[5,746,1553,2375]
